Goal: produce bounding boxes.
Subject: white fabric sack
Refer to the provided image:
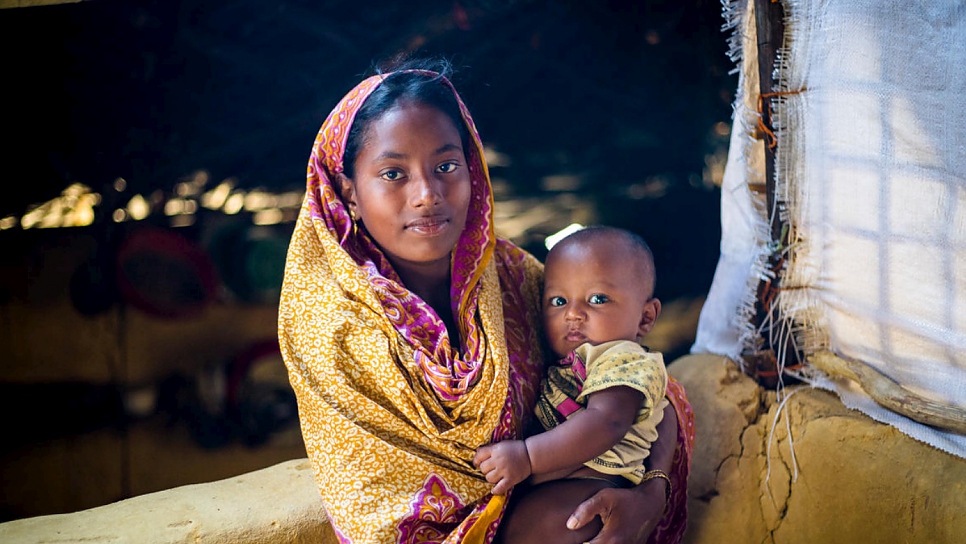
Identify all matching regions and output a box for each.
[694,0,966,458]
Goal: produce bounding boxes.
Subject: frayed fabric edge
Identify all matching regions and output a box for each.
[796,372,966,460]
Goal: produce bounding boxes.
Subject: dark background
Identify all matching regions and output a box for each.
[1,0,734,303]
[0,0,737,520]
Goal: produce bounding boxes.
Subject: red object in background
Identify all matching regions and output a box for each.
[115,227,219,318]
[452,2,471,31]
[224,339,283,410]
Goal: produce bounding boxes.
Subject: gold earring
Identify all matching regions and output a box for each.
[348,208,360,236]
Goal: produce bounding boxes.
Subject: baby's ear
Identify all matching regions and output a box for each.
[335,173,357,212]
[637,297,662,338]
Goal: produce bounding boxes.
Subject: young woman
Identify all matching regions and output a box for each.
[278,56,695,543]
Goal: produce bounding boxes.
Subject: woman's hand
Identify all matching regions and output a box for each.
[565,479,666,544]
[473,440,531,495]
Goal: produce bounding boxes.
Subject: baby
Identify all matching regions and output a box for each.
[474,225,669,540]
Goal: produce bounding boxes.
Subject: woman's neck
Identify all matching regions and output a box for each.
[392,259,460,344]
[392,258,449,300]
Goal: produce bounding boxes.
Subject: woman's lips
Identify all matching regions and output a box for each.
[406,216,449,235]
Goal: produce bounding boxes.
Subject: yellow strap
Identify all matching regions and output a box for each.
[461,494,505,544]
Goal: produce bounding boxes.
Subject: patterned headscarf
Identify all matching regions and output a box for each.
[279,70,545,543]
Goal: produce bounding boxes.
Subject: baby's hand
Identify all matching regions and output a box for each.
[473,440,531,495]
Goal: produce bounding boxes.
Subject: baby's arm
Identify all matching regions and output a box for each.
[474,385,642,495]
[526,385,642,475]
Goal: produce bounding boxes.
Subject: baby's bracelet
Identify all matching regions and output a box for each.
[641,469,672,504]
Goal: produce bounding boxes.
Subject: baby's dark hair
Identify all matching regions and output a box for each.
[551,225,658,298]
[342,55,471,179]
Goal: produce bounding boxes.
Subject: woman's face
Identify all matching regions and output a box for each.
[340,100,472,279]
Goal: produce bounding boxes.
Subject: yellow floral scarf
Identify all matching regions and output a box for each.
[278,72,545,543]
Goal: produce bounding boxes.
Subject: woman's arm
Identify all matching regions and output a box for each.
[565,400,678,544]
[474,386,642,495]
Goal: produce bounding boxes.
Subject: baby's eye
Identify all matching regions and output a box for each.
[588,294,609,305]
[437,162,459,174]
[380,169,403,181]
[548,296,567,307]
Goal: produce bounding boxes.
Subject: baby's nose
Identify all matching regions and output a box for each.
[565,306,585,321]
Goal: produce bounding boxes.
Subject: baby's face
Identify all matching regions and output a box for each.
[542,241,653,358]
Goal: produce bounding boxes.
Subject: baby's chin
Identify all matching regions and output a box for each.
[549,345,571,359]
[552,339,589,358]
[553,337,640,357]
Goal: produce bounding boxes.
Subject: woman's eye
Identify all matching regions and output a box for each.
[380,170,403,181]
[549,296,567,307]
[589,294,609,305]
[437,162,458,174]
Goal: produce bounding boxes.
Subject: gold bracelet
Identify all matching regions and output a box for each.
[641,469,672,504]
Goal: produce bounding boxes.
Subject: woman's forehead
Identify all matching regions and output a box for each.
[366,101,461,137]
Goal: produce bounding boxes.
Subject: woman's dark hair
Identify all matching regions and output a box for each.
[342,55,471,179]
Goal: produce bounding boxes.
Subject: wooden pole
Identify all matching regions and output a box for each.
[749,0,795,388]
[755,0,785,244]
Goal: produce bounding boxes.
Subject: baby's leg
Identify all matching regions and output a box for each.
[497,479,615,544]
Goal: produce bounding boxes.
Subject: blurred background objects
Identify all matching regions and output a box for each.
[0,0,735,521]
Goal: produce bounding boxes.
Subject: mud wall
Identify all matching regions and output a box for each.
[671,354,966,544]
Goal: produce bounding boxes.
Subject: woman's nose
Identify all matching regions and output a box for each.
[410,170,443,208]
